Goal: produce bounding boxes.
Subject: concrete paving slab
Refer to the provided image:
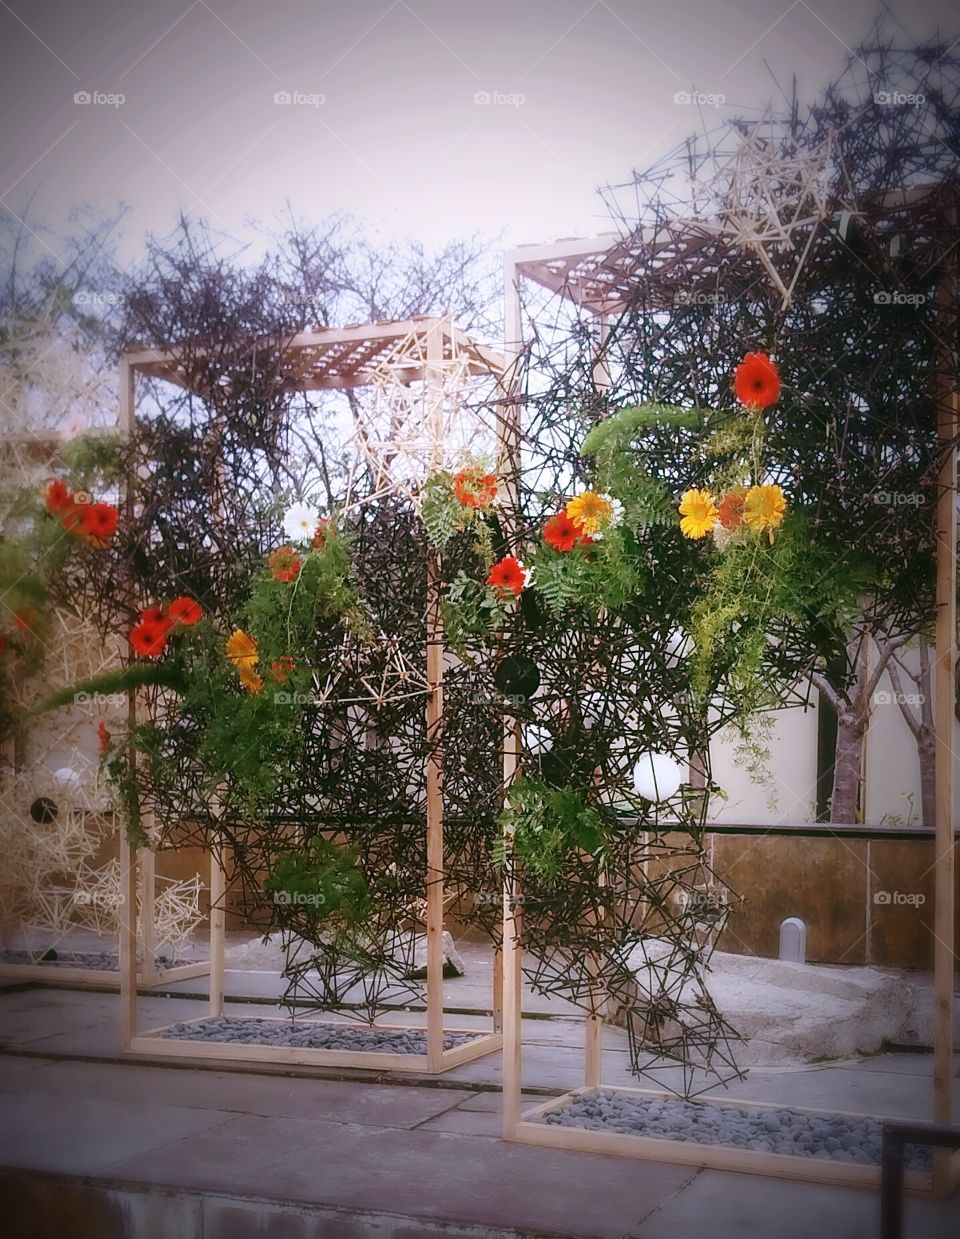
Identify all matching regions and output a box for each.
[0,1093,233,1176]
[0,1057,478,1129]
[104,1112,698,1238]
[627,1165,960,1239]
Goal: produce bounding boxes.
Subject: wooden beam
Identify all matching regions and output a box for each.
[932,197,957,1194]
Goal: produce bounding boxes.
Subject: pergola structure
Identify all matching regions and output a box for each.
[119,315,509,1074]
[499,214,959,1193]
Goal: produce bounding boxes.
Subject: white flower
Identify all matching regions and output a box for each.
[521,562,535,589]
[602,494,625,528]
[282,501,316,544]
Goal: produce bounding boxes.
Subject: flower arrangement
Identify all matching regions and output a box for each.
[45,479,119,548]
[420,465,499,560]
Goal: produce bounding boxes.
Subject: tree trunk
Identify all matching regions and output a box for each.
[831,710,864,823]
[918,728,936,827]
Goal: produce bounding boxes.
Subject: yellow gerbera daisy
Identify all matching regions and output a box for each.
[226,628,258,669]
[566,490,615,536]
[678,488,718,539]
[743,484,787,542]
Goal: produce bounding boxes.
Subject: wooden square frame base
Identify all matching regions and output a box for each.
[0,848,211,990]
[507,1084,960,1195]
[128,1015,502,1073]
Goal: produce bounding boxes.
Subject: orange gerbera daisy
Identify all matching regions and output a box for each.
[543,511,586,552]
[678,489,718,539]
[14,606,41,635]
[734,352,781,410]
[167,597,203,626]
[97,721,111,753]
[226,629,258,669]
[312,519,331,549]
[487,555,530,597]
[45,479,74,514]
[131,617,172,658]
[453,467,498,510]
[238,663,264,694]
[716,487,747,531]
[743,484,787,542]
[268,546,302,583]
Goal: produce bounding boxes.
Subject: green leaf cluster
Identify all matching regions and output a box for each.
[494,778,605,884]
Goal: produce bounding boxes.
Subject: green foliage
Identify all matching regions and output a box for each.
[441,570,505,653]
[580,403,703,455]
[421,473,470,551]
[495,778,605,884]
[34,662,188,714]
[264,836,371,927]
[60,433,124,487]
[529,527,644,616]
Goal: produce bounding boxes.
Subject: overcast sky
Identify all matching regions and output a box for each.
[0,0,956,267]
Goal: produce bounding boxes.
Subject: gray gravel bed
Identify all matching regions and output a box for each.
[161,1016,481,1054]
[0,949,186,971]
[539,1088,932,1172]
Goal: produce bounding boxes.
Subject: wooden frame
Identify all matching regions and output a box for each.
[500,235,958,1194]
[118,318,506,1075]
[0,846,211,989]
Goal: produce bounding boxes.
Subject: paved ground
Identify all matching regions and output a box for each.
[1,957,959,1237]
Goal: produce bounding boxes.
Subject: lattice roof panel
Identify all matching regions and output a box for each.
[124,315,506,394]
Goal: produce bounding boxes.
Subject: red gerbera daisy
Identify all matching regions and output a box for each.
[487,555,528,598]
[140,605,166,624]
[453,468,498,510]
[130,617,172,658]
[78,502,119,545]
[734,352,781,410]
[270,656,296,683]
[312,519,331,549]
[61,506,86,535]
[45,479,74,514]
[543,511,586,552]
[167,597,203,626]
[268,546,302,583]
[97,721,111,753]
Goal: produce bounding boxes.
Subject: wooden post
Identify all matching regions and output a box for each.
[119,841,138,1049]
[932,202,957,1193]
[139,847,158,985]
[424,322,446,1072]
[501,252,526,1134]
[208,848,226,1018]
